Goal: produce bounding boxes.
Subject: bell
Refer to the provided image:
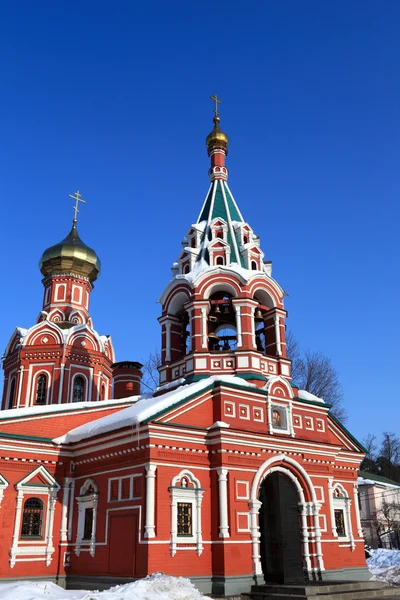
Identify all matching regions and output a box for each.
[255,308,263,321]
[208,331,219,341]
[223,304,230,315]
[214,305,221,314]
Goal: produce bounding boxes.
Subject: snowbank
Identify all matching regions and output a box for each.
[367,548,400,586]
[0,573,211,600]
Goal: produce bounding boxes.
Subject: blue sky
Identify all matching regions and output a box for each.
[0,1,399,443]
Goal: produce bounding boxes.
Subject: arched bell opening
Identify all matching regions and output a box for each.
[254,292,274,356]
[258,472,305,584]
[208,292,237,352]
[178,311,191,357]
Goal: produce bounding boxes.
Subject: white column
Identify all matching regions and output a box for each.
[274,314,282,356]
[165,322,172,362]
[60,479,72,541]
[328,479,337,537]
[217,468,229,538]
[195,490,204,556]
[249,499,262,576]
[187,309,193,353]
[90,496,98,557]
[250,307,256,349]
[201,308,208,349]
[234,305,242,347]
[313,503,325,572]
[299,503,311,572]
[67,479,75,541]
[346,499,355,550]
[144,464,157,538]
[170,496,177,556]
[288,402,295,437]
[16,367,24,408]
[57,364,65,404]
[353,484,363,537]
[75,503,84,556]
[45,491,57,566]
[10,489,24,567]
[267,398,273,435]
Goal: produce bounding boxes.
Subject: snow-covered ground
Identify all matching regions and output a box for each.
[367,548,400,586]
[0,573,211,600]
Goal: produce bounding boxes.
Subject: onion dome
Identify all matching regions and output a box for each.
[206,115,229,156]
[39,221,101,282]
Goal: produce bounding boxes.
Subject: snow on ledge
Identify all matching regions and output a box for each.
[298,389,325,403]
[0,397,140,421]
[53,375,256,445]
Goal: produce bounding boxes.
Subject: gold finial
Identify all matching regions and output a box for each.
[69,190,86,223]
[210,94,222,118]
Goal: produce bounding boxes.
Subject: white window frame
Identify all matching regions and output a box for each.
[75,478,99,557]
[331,483,355,549]
[269,402,290,434]
[169,470,204,557]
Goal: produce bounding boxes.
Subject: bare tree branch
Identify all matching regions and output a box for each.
[141,349,161,393]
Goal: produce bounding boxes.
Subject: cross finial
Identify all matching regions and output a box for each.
[210,94,222,118]
[69,190,86,223]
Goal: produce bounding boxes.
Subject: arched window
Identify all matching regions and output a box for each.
[21,498,43,537]
[251,260,258,270]
[243,235,249,244]
[35,374,47,405]
[101,384,106,401]
[8,377,16,409]
[73,376,85,403]
[216,256,225,266]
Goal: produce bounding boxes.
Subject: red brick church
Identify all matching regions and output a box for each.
[0,104,368,595]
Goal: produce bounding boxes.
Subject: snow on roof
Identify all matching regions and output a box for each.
[176,258,266,286]
[209,421,230,429]
[53,375,256,445]
[358,474,400,489]
[0,397,139,422]
[298,389,325,403]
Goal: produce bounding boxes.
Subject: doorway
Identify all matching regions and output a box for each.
[108,512,137,576]
[259,472,305,583]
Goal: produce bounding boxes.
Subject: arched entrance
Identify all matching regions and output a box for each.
[259,472,304,583]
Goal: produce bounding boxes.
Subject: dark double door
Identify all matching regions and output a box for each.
[259,472,305,584]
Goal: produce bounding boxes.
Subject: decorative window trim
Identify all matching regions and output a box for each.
[31,370,52,407]
[10,466,60,568]
[108,474,142,502]
[330,482,355,550]
[236,480,250,501]
[236,511,250,532]
[169,470,204,557]
[269,403,290,434]
[75,478,99,557]
[70,372,89,404]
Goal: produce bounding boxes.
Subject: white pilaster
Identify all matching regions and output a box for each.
[353,484,363,538]
[274,314,282,356]
[90,495,99,557]
[250,306,256,349]
[57,364,65,404]
[67,479,75,541]
[217,468,229,538]
[346,499,355,550]
[201,307,208,349]
[60,479,72,541]
[249,499,262,576]
[165,322,172,362]
[10,490,24,567]
[313,502,325,572]
[328,479,337,537]
[299,503,311,572]
[234,305,242,347]
[144,464,157,538]
[45,491,57,566]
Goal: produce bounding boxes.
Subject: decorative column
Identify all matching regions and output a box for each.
[312,503,325,572]
[165,322,172,362]
[60,479,72,541]
[144,464,157,538]
[250,306,256,349]
[346,499,355,550]
[90,495,99,557]
[217,468,229,538]
[274,314,282,356]
[67,479,75,541]
[299,503,311,572]
[45,491,58,566]
[75,503,84,556]
[57,364,65,404]
[288,403,295,437]
[353,484,363,538]
[10,489,24,567]
[170,495,178,557]
[187,309,193,353]
[234,304,242,347]
[16,367,24,408]
[201,307,208,349]
[195,490,204,556]
[327,479,337,537]
[249,499,262,576]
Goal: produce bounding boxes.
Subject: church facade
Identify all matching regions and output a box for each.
[0,107,367,595]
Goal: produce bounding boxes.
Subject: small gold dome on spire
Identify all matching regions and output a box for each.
[206,116,229,155]
[206,95,229,155]
[39,192,100,282]
[39,222,101,282]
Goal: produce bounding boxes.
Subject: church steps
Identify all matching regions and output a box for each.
[245,581,400,600]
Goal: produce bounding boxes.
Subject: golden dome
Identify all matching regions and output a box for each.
[206,116,229,155]
[39,221,101,282]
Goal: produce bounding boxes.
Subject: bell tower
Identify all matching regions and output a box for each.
[1,192,116,409]
[158,98,291,388]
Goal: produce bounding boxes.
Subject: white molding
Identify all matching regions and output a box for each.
[169,470,204,556]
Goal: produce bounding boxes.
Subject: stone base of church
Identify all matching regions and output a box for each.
[210,574,256,596]
[321,567,371,581]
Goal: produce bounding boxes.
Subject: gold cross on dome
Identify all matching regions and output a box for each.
[210,94,222,117]
[69,190,86,222]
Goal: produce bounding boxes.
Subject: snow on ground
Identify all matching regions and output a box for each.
[367,548,400,586]
[0,573,211,600]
